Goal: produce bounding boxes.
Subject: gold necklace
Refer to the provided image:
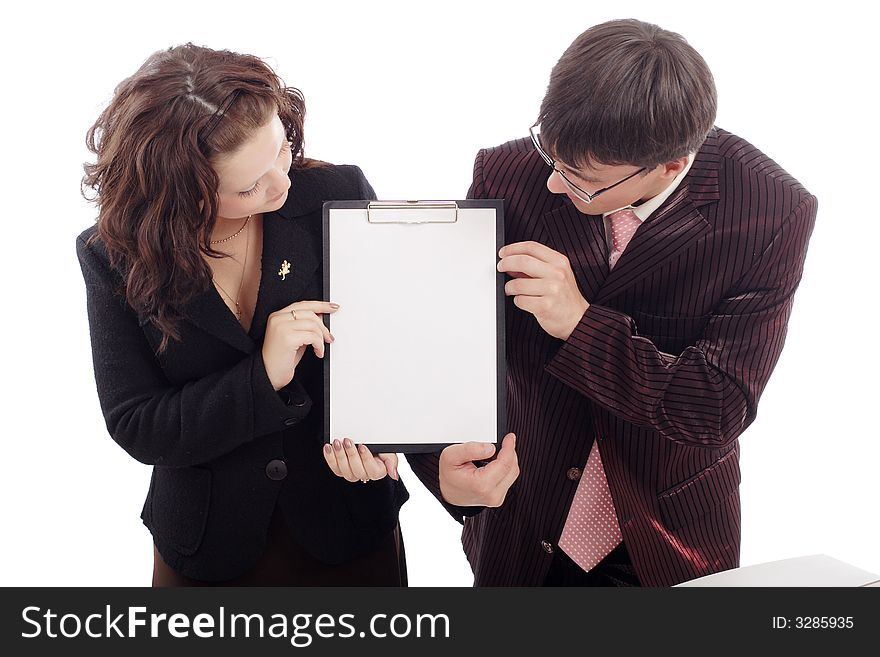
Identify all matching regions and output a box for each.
[210,214,252,244]
[212,217,251,321]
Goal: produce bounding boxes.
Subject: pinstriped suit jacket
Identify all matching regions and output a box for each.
[409,127,817,586]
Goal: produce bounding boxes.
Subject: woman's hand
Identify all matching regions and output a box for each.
[262,300,338,391]
[323,439,399,482]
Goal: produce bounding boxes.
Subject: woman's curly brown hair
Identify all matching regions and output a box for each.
[82,43,310,353]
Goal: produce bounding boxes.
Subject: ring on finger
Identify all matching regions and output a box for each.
[360,478,369,483]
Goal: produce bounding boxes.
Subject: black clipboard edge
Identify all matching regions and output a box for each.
[322,199,507,454]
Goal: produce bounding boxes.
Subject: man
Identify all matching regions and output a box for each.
[412,18,817,586]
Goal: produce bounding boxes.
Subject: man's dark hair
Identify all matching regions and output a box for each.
[538,19,717,170]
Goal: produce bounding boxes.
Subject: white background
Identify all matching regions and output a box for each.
[1,0,877,586]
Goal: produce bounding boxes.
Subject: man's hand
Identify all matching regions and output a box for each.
[439,434,519,507]
[497,241,589,340]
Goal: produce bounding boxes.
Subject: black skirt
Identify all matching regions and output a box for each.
[152,503,407,587]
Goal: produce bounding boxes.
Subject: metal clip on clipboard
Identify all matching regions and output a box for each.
[366,200,459,224]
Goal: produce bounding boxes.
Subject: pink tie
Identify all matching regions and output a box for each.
[558,440,622,572]
[607,208,642,269]
[557,209,640,572]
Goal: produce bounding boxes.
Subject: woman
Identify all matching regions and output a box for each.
[77,43,407,586]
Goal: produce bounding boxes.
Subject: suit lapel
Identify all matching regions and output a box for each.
[540,202,610,302]
[181,286,257,355]
[594,131,722,305]
[248,208,321,343]
[593,189,710,305]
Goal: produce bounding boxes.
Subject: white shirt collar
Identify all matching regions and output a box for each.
[602,154,695,223]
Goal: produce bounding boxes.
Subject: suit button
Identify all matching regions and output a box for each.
[541,540,554,554]
[284,417,299,426]
[265,459,288,481]
[292,398,307,407]
[566,467,581,481]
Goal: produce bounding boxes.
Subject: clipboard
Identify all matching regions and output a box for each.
[322,199,506,453]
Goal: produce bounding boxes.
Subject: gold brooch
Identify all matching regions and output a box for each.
[278,259,291,281]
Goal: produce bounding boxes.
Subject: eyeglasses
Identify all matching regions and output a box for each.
[529,123,647,204]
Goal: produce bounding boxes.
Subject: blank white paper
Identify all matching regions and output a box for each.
[326,205,501,449]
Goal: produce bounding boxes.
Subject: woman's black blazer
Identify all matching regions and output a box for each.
[76,164,409,581]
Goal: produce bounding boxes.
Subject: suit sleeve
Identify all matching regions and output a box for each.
[76,236,311,468]
[544,194,818,448]
[405,150,490,523]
